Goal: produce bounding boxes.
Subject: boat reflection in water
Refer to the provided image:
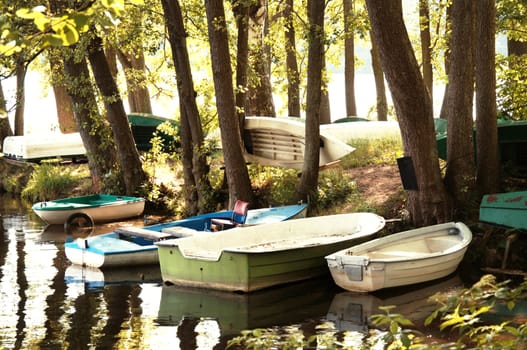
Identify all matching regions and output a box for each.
[326,274,465,335]
[65,264,162,290]
[157,276,338,336]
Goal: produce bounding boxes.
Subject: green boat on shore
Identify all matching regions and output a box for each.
[480,190,527,230]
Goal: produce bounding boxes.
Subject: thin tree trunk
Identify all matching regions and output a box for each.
[63,51,117,192]
[370,32,387,121]
[205,0,253,207]
[161,0,214,213]
[233,1,250,127]
[344,0,357,117]
[443,0,476,208]
[117,49,153,114]
[49,50,76,133]
[420,0,433,107]
[285,0,301,117]
[14,61,26,136]
[0,81,13,150]
[87,33,146,195]
[475,0,500,194]
[297,0,324,203]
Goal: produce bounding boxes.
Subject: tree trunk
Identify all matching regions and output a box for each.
[443,0,477,209]
[63,50,118,193]
[205,0,253,207]
[87,33,146,196]
[365,0,451,225]
[320,58,331,124]
[419,0,433,107]
[297,0,324,203]
[161,0,214,213]
[117,49,153,114]
[344,0,357,117]
[285,0,301,117]
[370,32,387,121]
[0,81,13,150]
[246,0,276,117]
[233,1,250,127]
[14,61,26,136]
[49,50,76,133]
[475,0,500,194]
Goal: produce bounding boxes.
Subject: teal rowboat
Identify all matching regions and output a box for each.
[32,194,145,225]
[155,212,385,292]
[480,191,527,230]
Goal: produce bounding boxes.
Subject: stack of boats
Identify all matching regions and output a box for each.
[61,197,473,293]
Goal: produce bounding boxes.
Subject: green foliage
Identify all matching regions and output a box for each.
[248,164,299,205]
[21,163,78,201]
[227,275,527,349]
[496,54,527,120]
[341,137,404,168]
[315,169,358,210]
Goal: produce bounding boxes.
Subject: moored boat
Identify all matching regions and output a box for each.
[479,190,527,230]
[325,222,472,292]
[64,203,308,268]
[243,116,355,169]
[155,212,386,293]
[32,194,145,225]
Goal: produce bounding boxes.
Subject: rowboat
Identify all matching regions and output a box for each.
[436,119,527,176]
[320,120,402,143]
[480,191,527,230]
[127,113,180,151]
[65,203,308,268]
[157,276,336,335]
[2,132,86,162]
[156,212,386,292]
[243,116,355,169]
[325,222,472,292]
[32,194,145,226]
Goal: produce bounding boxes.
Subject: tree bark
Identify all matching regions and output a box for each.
[14,61,26,136]
[365,0,451,225]
[161,0,214,213]
[297,0,324,203]
[233,1,250,127]
[419,0,433,107]
[370,31,387,121]
[87,33,146,196]
[246,0,276,117]
[205,0,253,207]
[49,50,76,133]
[63,50,117,193]
[344,0,357,117]
[443,0,477,209]
[117,49,153,114]
[0,81,13,150]
[285,0,301,117]
[475,0,500,194]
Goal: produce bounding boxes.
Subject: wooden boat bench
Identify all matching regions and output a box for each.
[115,226,175,241]
[161,226,204,238]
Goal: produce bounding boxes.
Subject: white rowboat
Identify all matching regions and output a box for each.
[325,222,472,292]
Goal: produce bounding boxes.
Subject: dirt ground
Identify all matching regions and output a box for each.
[345,164,404,208]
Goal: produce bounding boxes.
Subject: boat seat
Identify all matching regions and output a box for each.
[211,200,249,230]
[115,226,174,240]
[161,226,202,238]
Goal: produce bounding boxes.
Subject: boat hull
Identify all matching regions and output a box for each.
[479,191,527,230]
[64,204,308,268]
[243,116,355,169]
[325,222,472,292]
[65,233,160,268]
[32,194,145,225]
[156,212,386,292]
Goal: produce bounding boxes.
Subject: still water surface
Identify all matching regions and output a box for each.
[0,194,465,349]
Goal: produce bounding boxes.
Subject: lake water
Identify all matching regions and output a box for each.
[0,194,468,349]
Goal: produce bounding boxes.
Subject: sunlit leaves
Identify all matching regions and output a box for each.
[0,0,144,56]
